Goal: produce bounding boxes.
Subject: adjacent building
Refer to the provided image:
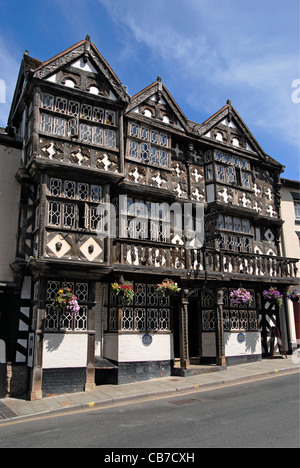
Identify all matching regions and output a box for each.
[280,178,300,346]
[0,37,298,400]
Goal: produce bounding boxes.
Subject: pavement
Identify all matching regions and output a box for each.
[0,355,299,422]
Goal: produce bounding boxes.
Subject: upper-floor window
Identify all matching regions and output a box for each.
[128,122,170,168]
[41,94,54,110]
[212,150,252,188]
[294,201,300,222]
[215,214,252,253]
[130,123,169,147]
[40,113,116,149]
[40,93,117,149]
[47,177,105,232]
[118,197,177,243]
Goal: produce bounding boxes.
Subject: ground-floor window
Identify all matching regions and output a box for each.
[201,288,259,332]
[108,283,171,332]
[45,281,89,331]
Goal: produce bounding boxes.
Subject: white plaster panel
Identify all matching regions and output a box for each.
[118,334,173,362]
[225,332,262,357]
[42,334,88,369]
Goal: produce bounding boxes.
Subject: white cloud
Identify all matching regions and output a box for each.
[97,0,299,152]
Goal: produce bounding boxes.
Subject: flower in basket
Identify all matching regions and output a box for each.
[230,288,253,307]
[262,287,283,308]
[156,279,181,298]
[111,281,134,306]
[287,289,300,303]
[52,288,80,315]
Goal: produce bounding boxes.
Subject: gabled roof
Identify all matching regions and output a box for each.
[192,100,283,167]
[33,36,129,103]
[126,77,190,132]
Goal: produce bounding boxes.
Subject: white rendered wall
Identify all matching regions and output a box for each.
[201,332,262,357]
[42,334,88,369]
[104,333,173,363]
[224,332,262,357]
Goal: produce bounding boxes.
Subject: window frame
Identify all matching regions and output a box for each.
[39,93,118,150]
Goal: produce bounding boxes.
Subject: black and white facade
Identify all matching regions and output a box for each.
[0,37,298,400]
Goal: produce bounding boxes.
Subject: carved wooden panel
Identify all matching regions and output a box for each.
[45,231,104,262]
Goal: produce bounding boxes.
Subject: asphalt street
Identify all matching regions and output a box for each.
[0,372,298,449]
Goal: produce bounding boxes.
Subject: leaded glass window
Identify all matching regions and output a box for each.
[41,94,54,110]
[45,281,88,332]
[241,172,251,188]
[92,127,103,145]
[108,283,171,332]
[131,123,139,137]
[93,107,104,123]
[64,180,76,199]
[160,150,168,167]
[141,127,149,140]
[40,113,52,133]
[160,133,168,146]
[69,101,79,116]
[48,201,61,226]
[53,117,66,136]
[63,203,76,227]
[217,165,225,182]
[55,97,68,113]
[105,129,116,148]
[80,123,92,142]
[140,143,150,162]
[105,110,116,126]
[81,104,92,120]
[129,140,138,159]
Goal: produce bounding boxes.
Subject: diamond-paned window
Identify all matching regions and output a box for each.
[93,107,104,123]
[50,178,62,197]
[81,104,92,120]
[45,281,89,332]
[41,94,54,110]
[108,283,171,332]
[55,97,68,113]
[48,201,61,226]
[68,101,79,116]
[64,180,76,199]
[63,203,76,227]
[77,183,88,201]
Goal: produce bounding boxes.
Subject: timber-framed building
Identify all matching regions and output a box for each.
[0,37,298,399]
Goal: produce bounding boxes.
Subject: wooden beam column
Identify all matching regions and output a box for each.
[28,307,44,401]
[85,303,96,392]
[215,288,226,367]
[179,289,190,370]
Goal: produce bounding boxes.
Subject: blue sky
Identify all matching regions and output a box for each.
[0,0,299,179]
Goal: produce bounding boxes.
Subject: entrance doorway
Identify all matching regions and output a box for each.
[188,296,200,363]
[259,305,280,357]
[172,294,201,364]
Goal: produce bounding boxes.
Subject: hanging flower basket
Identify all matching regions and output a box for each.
[230,288,253,307]
[111,281,134,306]
[156,279,181,298]
[287,289,300,303]
[52,288,80,315]
[262,287,283,308]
